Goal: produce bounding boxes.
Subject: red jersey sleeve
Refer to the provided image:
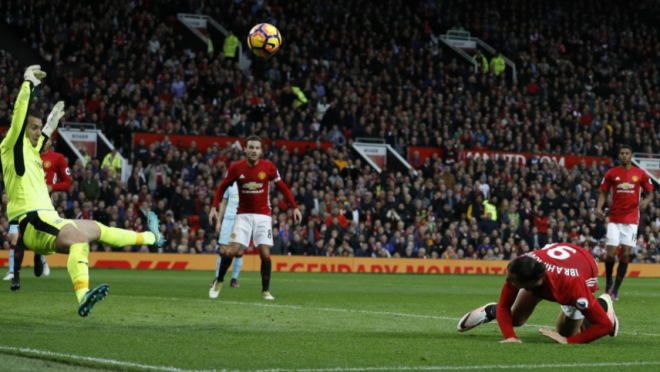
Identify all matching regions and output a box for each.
[51,154,72,192]
[566,295,613,344]
[270,161,298,209]
[268,161,281,182]
[212,165,238,208]
[496,282,520,340]
[641,171,654,193]
[599,171,611,192]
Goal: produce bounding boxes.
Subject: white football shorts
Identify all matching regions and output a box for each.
[606,223,638,247]
[560,305,585,320]
[230,214,273,247]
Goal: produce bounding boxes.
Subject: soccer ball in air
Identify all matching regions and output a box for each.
[247,23,282,58]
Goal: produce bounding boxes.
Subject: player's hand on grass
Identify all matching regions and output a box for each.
[539,328,567,344]
[24,65,46,87]
[595,208,605,220]
[293,208,302,224]
[499,338,522,343]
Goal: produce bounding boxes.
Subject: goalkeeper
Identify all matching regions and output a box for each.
[1,65,165,317]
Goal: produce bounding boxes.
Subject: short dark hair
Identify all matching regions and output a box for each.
[619,144,633,153]
[245,135,262,147]
[507,256,545,284]
[27,109,43,120]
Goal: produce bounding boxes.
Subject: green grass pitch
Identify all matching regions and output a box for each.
[0,269,659,372]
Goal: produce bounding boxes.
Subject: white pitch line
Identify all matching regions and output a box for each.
[1,345,660,372]
[253,362,660,372]
[27,291,660,337]
[0,345,209,372]
[116,294,660,337]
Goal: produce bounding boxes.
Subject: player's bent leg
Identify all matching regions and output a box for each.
[457,302,497,332]
[556,309,583,337]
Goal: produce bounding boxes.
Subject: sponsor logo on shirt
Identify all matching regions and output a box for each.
[239,174,246,179]
[243,182,263,190]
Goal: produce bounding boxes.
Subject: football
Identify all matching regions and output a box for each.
[247,23,282,58]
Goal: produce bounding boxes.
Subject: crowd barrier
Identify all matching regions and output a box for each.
[2,251,660,277]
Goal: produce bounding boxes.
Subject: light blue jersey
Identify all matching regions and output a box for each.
[218,182,239,246]
[224,182,239,218]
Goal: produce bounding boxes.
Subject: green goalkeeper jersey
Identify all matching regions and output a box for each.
[1,81,55,222]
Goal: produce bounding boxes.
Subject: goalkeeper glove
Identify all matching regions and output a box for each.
[43,101,65,138]
[24,65,47,87]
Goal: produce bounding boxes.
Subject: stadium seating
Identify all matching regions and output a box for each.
[0,0,659,263]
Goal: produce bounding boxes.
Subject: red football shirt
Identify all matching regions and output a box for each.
[41,150,72,192]
[213,159,297,216]
[496,243,612,344]
[600,166,653,224]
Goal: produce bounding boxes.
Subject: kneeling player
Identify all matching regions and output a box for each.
[458,243,618,344]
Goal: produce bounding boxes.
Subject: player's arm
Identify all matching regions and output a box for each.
[640,173,654,210]
[566,301,613,344]
[270,163,301,223]
[596,172,611,220]
[5,66,48,148]
[5,82,32,148]
[212,168,236,208]
[495,281,521,341]
[51,155,72,192]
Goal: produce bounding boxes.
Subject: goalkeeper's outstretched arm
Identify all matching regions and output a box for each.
[2,65,47,150]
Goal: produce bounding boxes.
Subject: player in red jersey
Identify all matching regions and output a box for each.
[596,144,653,300]
[210,135,302,300]
[41,137,73,193]
[10,137,73,290]
[457,243,618,344]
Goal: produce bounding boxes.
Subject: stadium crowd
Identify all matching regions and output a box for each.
[1,0,660,263]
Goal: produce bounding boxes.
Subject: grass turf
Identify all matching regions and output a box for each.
[0,268,659,372]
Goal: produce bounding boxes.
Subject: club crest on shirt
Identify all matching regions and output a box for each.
[44,161,51,169]
[231,233,236,239]
[258,172,267,180]
[632,175,639,182]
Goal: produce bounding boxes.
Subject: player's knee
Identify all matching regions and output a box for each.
[512,317,527,327]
